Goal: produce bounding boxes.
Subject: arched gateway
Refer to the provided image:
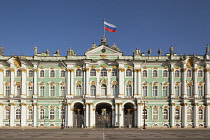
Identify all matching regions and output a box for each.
[73,103,84,128]
[124,103,135,128]
[95,103,112,128]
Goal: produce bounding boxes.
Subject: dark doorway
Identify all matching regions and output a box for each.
[73,103,84,128]
[124,103,134,128]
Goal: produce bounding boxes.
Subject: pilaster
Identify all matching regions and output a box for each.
[9,103,15,126]
[137,103,143,128]
[193,67,198,98]
[115,103,119,127]
[33,68,38,98]
[170,66,175,98]
[205,65,210,98]
[118,67,125,98]
[182,66,187,98]
[33,103,37,127]
[107,69,111,97]
[85,103,89,127]
[0,67,3,97]
[205,103,210,127]
[170,103,175,127]
[119,103,124,127]
[10,68,15,98]
[20,103,26,126]
[193,103,198,127]
[181,103,187,128]
[0,103,3,126]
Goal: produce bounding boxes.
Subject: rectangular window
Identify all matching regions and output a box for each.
[50,86,55,96]
[60,86,65,96]
[28,86,33,96]
[153,109,158,120]
[6,86,10,96]
[40,86,44,96]
[152,86,158,96]
[198,86,203,96]
[143,86,147,96]
[28,109,33,120]
[162,86,168,97]
[5,109,10,120]
[50,109,55,120]
[175,86,180,97]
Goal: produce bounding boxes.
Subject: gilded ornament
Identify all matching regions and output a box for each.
[20,103,26,106]
[90,81,96,85]
[153,67,158,69]
[5,106,10,109]
[137,103,143,106]
[101,64,106,68]
[186,58,193,67]
[198,106,204,110]
[0,103,3,106]
[9,103,14,106]
[163,66,168,69]
[50,67,54,69]
[193,68,198,72]
[40,105,44,108]
[163,106,168,109]
[0,69,3,72]
[175,106,180,109]
[127,66,132,69]
[96,69,100,72]
[182,103,187,106]
[76,66,81,69]
[126,81,132,85]
[171,68,174,72]
[60,67,65,69]
[10,68,14,72]
[107,69,111,72]
[206,103,210,106]
[50,106,55,109]
[100,55,107,58]
[194,103,198,106]
[14,58,21,68]
[90,65,96,69]
[112,66,117,69]
[112,81,117,85]
[153,105,158,109]
[28,106,32,109]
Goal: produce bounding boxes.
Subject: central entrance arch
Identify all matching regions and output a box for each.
[73,103,84,128]
[95,103,112,128]
[124,103,134,128]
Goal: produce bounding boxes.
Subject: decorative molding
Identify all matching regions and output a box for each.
[20,103,26,106]
[112,66,117,69]
[100,55,107,58]
[101,64,106,68]
[118,68,124,72]
[76,66,81,69]
[9,103,14,106]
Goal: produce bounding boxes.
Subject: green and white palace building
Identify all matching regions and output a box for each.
[0,37,210,128]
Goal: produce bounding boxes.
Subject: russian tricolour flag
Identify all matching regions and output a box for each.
[104,21,116,32]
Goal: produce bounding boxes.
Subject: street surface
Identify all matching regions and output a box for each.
[0,128,209,140]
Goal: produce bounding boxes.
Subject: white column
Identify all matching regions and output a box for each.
[33,69,38,98]
[118,68,125,98]
[69,106,74,127]
[119,103,124,128]
[205,66,210,98]
[21,68,26,98]
[0,103,3,126]
[0,68,3,97]
[170,68,175,98]
[83,69,86,96]
[112,107,115,127]
[85,68,90,97]
[96,69,100,96]
[66,70,71,96]
[137,103,143,128]
[193,67,198,98]
[89,103,94,127]
[115,103,119,127]
[134,70,137,95]
[205,104,210,127]
[182,103,187,128]
[193,103,198,127]
[170,103,175,127]
[182,67,187,98]
[21,103,26,126]
[83,105,86,127]
[107,69,111,96]
[138,69,141,96]
[85,103,89,127]
[10,103,15,126]
[70,69,74,95]
[92,106,96,128]
[10,69,15,98]
[33,103,37,127]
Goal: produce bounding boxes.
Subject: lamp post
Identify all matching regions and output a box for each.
[60,98,66,129]
[142,100,148,129]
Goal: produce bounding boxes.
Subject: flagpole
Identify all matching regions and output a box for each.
[103,19,106,38]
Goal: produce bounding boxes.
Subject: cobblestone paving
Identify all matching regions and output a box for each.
[0,129,209,140]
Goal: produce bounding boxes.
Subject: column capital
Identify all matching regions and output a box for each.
[65,103,71,106]
[206,103,210,106]
[20,103,26,106]
[9,103,14,106]
[171,103,175,106]
[32,103,37,106]
[137,103,143,106]
[194,103,199,106]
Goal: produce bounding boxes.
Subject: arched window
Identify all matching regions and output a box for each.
[163,70,168,77]
[50,70,55,77]
[175,109,180,119]
[175,70,180,77]
[76,85,82,96]
[90,85,96,96]
[143,109,147,119]
[29,70,34,77]
[101,84,107,96]
[112,69,117,76]
[112,85,118,96]
[143,70,147,78]
[60,70,65,77]
[126,69,132,76]
[187,109,192,120]
[163,109,168,120]
[153,109,158,120]
[187,70,192,77]
[5,70,11,77]
[198,70,203,77]
[16,69,21,77]
[187,85,192,97]
[5,109,10,120]
[50,109,55,120]
[90,69,96,76]
[126,85,132,96]
[153,70,158,77]
[40,70,44,78]
[28,109,33,120]
[16,109,21,120]
[40,109,44,120]
[198,109,203,119]
[101,69,107,76]
[76,69,82,77]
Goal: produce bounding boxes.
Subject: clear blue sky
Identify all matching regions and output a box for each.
[0,0,210,56]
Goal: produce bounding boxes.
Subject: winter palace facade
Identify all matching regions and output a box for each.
[0,37,210,128]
